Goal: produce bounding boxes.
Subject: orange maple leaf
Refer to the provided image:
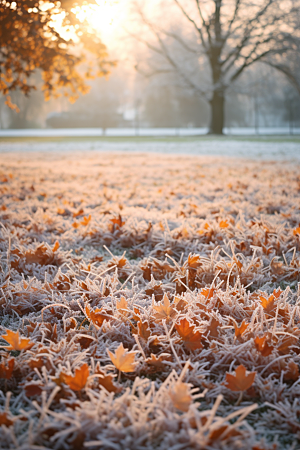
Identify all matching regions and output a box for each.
[175,317,203,351]
[224,365,256,392]
[169,382,192,412]
[110,214,125,229]
[201,288,215,299]
[85,304,112,328]
[254,335,274,356]
[219,219,229,228]
[293,226,300,236]
[62,363,89,391]
[107,343,138,373]
[153,293,177,322]
[234,320,249,340]
[137,320,151,341]
[145,353,172,369]
[116,296,129,316]
[186,254,202,269]
[1,330,34,351]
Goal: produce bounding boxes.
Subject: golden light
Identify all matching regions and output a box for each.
[73,0,128,45]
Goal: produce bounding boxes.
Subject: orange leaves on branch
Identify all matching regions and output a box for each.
[224,365,256,392]
[107,343,138,373]
[1,330,34,352]
[169,382,192,412]
[175,318,203,351]
[0,357,15,379]
[62,363,89,391]
[153,294,177,323]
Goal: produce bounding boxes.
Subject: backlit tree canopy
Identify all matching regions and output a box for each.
[0,0,114,110]
[132,0,300,134]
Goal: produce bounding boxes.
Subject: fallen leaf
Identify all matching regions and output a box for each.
[175,317,203,351]
[201,288,215,299]
[153,293,177,322]
[116,296,129,315]
[234,320,249,340]
[145,353,172,369]
[219,219,229,228]
[137,321,151,341]
[169,382,192,412]
[0,357,15,379]
[23,381,43,397]
[85,304,113,328]
[254,335,274,356]
[283,360,299,381]
[224,365,256,392]
[186,254,202,269]
[107,343,138,373]
[95,364,122,393]
[62,363,89,391]
[0,412,13,427]
[1,330,34,351]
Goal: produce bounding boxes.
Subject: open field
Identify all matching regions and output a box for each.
[0,146,300,449]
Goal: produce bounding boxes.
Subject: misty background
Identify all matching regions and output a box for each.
[1,0,300,133]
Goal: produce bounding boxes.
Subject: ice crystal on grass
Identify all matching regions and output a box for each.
[0,151,300,449]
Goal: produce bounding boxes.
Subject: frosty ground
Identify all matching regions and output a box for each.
[0,138,300,450]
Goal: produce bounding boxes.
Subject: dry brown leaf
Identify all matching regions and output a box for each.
[224,365,256,392]
[23,381,44,397]
[0,412,13,427]
[0,357,15,379]
[107,343,138,373]
[145,353,172,369]
[95,364,122,393]
[137,321,151,341]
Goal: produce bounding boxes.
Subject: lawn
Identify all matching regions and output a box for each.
[0,148,300,449]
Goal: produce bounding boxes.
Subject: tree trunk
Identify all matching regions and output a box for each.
[209,91,225,135]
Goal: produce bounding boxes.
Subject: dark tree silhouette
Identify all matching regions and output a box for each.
[132,0,299,134]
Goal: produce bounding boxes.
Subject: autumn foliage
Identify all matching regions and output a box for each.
[0,0,114,110]
[0,151,300,449]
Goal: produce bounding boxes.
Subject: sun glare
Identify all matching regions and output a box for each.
[74,0,126,44]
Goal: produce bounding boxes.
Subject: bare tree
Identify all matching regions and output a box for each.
[130,0,300,134]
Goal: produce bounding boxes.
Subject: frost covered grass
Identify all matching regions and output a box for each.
[0,150,300,450]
